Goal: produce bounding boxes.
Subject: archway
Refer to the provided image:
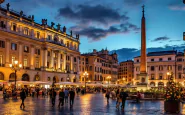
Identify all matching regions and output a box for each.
[150,82,155,87]
[9,73,16,82]
[0,72,4,80]
[158,82,164,87]
[34,74,40,81]
[53,76,59,83]
[22,74,29,81]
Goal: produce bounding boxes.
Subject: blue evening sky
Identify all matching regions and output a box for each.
[2,0,185,61]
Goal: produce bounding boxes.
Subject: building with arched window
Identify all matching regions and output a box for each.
[134,50,184,87]
[0,4,80,84]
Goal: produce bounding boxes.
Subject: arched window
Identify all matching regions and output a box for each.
[35,74,40,81]
[53,76,56,83]
[150,82,155,87]
[22,74,29,81]
[158,82,164,86]
[47,77,50,81]
[9,73,16,82]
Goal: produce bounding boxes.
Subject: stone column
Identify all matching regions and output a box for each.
[63,53,66,71]
[70,55,73,72]
[77,56,80,73]
[49,50,54,68]
[6,21,11,32]
[30,45,35,69]
[5,39,10,67]
[19,25,23,34]
[40,48,44,70]
[18,42,23,64]
[44,48,48,69]
[57,51,61,70]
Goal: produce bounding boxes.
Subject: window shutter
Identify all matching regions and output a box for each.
[2,41,5,48]
[15,44,17,50]
[38,49,40,55]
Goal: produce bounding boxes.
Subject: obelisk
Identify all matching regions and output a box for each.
[139,5,148,84]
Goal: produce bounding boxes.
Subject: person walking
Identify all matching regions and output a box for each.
[116,89,120,105]
[136,91,141,103]
[69,89,75,108]
[51,88,57,107]
[36,88,39,98]
[58,89,65,107]
[20,89,26,109]
[105,89,110,103]
[64,88,69,103]
[120,89,128,111]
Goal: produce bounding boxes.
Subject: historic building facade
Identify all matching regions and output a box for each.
[80,49,119,84]
[118,60,134,85]
[134,50,184,87]
[0,4,80,85]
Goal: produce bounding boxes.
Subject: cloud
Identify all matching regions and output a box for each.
[111,44,185,62]
[57,5,128,26]
[169,40,181,42]
[151,36,170,42]
[57,4,140,41]
[123,0,146,6]
[168,1,185,11]
[72,23,139,41]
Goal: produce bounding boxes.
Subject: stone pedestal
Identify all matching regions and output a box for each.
[139,72,148,84]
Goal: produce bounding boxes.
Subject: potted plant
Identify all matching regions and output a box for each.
[164,75,181,113]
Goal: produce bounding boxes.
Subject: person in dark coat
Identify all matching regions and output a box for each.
[120,89,128,111]
[20,89,26,109]
[69,88,75,108]
[51,88,57,107]
[58,89,65,107]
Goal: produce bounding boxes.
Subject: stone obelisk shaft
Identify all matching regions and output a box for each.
[140,5,147,74]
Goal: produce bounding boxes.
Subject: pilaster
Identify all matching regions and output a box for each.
[5,39,10,67]
[30,45,35,69]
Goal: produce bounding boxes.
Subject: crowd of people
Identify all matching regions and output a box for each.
[1,86,145,111]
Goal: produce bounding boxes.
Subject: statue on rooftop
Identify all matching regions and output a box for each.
[63,26,66,33]
[57,23,61,30]
[42,19,47,25]
[31,15,34,21]
[20,10,23,17]
[51,22,55,28]
[6,3,10,11]
[70,30,72,36]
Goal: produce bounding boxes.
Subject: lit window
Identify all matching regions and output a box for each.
[24,58,27,67]
[24,28,29,35]
[12,56,15,63]
[35,58,40,68]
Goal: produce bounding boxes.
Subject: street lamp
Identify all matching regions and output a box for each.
[83,71,88,93]
[9,60,22,90]
[107,76,111,87]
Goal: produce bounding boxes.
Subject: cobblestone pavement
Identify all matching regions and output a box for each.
[0,93,184,115]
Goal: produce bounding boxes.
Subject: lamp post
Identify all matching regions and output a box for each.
[9,60,22,90]
[83,71,88,93]
[107,76,111,87]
